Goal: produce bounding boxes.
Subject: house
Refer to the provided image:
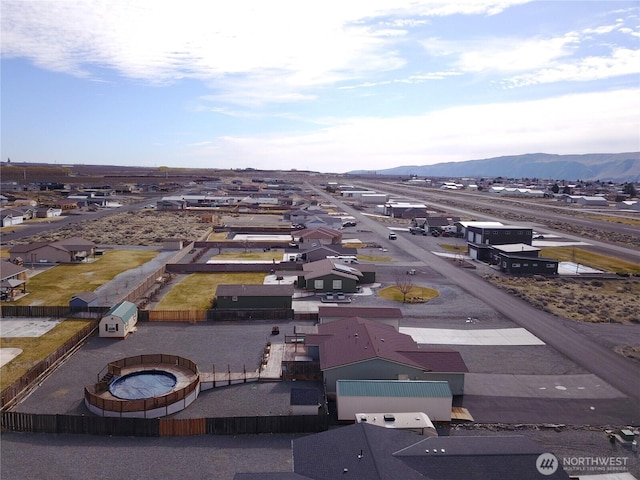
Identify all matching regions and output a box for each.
[233,422,570,479]
[9,237,96,264]
[301,317,467,395]
[69,291,100,309]
[290,388,322,416]
[0,261,28,301]
[99,301,138,339]
[0,208,25,227]
[303,215,344,231]
[617,200,640,211]
[299,245,356,263]
[489,245,559,275]
[465,225,533,262]
[318,306,403,328]
[576,196,609,207]
[35,207,61,218]
[337,379,452,422]
[297,259,363,293]
[215,284,294,309]
[355,411,437,437]
[295,227,343,246]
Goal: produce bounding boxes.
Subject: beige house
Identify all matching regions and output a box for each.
[9,237,96,264]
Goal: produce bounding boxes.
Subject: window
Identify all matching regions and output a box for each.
[546,263,555,268]
[314,280,323,290]
[512,263,521,267]
[332,279,342,290]
[232,296,238,302]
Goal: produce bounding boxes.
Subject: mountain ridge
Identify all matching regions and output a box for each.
[348,152,640,181]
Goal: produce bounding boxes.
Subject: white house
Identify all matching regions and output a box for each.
[99,301,138,339]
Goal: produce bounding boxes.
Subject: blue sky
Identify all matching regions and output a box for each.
[1,1,639,173]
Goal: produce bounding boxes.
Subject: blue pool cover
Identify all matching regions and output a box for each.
[109,370,177,400]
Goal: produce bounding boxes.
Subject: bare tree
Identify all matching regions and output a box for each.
[395,275,413,303]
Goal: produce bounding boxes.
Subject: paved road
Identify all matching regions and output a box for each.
[312,184,640,403]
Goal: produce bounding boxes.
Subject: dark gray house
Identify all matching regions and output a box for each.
[466,225,533,262]
[490,246,559,275]
[215,284,294,309]
[234,422,570,479]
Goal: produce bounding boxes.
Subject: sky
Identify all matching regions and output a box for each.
[1,1,639,173]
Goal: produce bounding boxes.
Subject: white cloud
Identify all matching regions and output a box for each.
[423,33,580,73]
[185,88,640,172]
[504,47,640,87]
[1,1,529,97]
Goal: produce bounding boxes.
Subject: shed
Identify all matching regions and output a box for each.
[69,291,99,309]
[337,380,452,422]
[99,301,138,339]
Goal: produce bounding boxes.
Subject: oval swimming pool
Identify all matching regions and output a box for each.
[109,370,177,400]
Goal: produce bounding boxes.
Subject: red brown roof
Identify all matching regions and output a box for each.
[306,317,467,373]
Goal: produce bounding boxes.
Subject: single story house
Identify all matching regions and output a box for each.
[302,317,467,396]
[299,245,357,263]
[9,237,97,264]
[295,227,343,246]
[0,208,25,227]
[215,284,294,309]
[337,380,452,422]
[0,261,28,301]
[99,301,138,339]
[234,422,570,479]
[297,259,363,293]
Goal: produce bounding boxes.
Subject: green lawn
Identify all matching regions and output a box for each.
[540,247,640,275]
[0,319,93,391]
[377,285,440,303]
[155,272,267,310]
[13,250,158,306]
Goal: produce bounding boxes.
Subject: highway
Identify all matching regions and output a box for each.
[310,183,640,403]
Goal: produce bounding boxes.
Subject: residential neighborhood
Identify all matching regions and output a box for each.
[1,165,639,479]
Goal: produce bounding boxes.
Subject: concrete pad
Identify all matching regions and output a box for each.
[232,234,292,241]
[400,327,545,346]
[0,348,23,367]
[0,317,63,338]
[464,373,626,399]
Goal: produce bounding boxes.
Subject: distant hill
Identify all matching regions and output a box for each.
[349,153,640,182]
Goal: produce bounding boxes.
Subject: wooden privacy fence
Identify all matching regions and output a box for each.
[0,305,108,318]
[1,319,99,411]
[139,309,294,322]
[1,411,329,437]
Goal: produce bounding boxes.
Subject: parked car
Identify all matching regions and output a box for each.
[342,221,357,227]
[533,235,545,239]
[409,226,426,235]
[388,232,397,240]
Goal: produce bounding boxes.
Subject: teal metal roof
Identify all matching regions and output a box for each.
[105,300,137,322]
[337,380,452,398]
